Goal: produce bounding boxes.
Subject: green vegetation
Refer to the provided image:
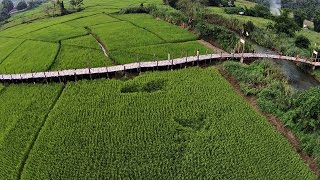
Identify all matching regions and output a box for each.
[16,1,27,11]
[111,41,213,64]
[207,5,315,57]
[224,60,320,168]
[273,11,300,37]
[21,68,315,179]
[294,10,307,28]
[0,84,62,180]
[24,24,88,42]
[0,0,13,21]
[196,22,242,52]
[234,0,256,8]
[295,35,311,49]
[314,14,320,32]
[297,30,320,49]
[62,35,101,50]
[0,37,24,63]
[0,0,317,178]
[223,60,288,96]
[90,21,164,50]
[0,40,58,74]
[209,7,272,29]
[116,14,198,43]
[0,11,98,37]
[51,45,112,70]
[65,14,118,27]
[0,2,211,72]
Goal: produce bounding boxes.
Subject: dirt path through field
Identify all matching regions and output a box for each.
[197,40,227,54]
[218,67,320,177]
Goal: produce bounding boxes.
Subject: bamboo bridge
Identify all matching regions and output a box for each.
[1,53,319,83]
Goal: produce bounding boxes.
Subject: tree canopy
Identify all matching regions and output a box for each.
[273,10,300,36]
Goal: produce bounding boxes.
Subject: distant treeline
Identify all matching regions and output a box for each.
[250,0,320,19]
[0,0,47,22]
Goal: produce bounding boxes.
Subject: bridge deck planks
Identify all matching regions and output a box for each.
[0,53,319,81]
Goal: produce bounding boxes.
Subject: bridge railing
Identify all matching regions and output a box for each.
[0,53,318,82]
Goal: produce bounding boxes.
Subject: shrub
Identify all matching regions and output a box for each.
[295,35,310,49]
[224,7,245,14]
[246,4,271,19]
[257,81,292,117]
[314,15,320,32]
[284,88,320,132]
[121,83,140,93]
[243,21,255,33]
[293,10,306,28]
[119,4,158,14]
[273,10,300,37]
[121,79,166,93]
[163,0,179,8]
[149,6,188,26]
[142,79,166,92]
[195,22,239,52]
[16,1,27,10]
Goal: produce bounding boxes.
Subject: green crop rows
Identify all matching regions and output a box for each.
[116,14,198,43]
[62,35,101,50]
[66,14,119,28]
[0,3,208,72]
[111,41,213,64]
[51,45,113,70]
[0,40,58,74]
[10,68,313,179]
[0,84,62,180]
[24,24,88,42]
[91,21,165,50]
[0,37,24,63]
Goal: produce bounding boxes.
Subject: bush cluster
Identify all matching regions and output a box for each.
[224,4,272,19]
[224,60,320,167]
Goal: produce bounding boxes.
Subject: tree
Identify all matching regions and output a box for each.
[0,0,12,21]
[43,3,53,16]
[69,0,84,10]
[293,10,306,28]
[57,0,67,15]
[177,0,206,26]
[207,0,221,6]
[295,35,310,49]
[243,21,255,33]
[314,13,320,32]
[163,0,179,8]
[1,0,14,12]
[17,1,28,10]
[273,10,300,37]
[248,4,271,18]
[28,0,36,9]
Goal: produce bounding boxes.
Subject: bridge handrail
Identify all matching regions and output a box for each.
[0,53,318,81]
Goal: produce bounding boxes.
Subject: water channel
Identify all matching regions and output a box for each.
[252,43,320,91]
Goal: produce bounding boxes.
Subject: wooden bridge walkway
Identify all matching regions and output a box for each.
[0,53,319,82]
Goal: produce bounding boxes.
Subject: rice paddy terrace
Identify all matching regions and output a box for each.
[0,0,317,179]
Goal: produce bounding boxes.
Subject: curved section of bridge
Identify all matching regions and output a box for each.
[1,53,319,82]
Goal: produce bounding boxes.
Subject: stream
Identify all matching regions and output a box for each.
[252,44,320,91]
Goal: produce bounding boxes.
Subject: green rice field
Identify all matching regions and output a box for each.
[0,84,63,180]
[0,3,206,72]
[51,45,113,70]
[111,41,213,64]
[0,0,317,179]
[0,68,309,179]
[0,40,58,74]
